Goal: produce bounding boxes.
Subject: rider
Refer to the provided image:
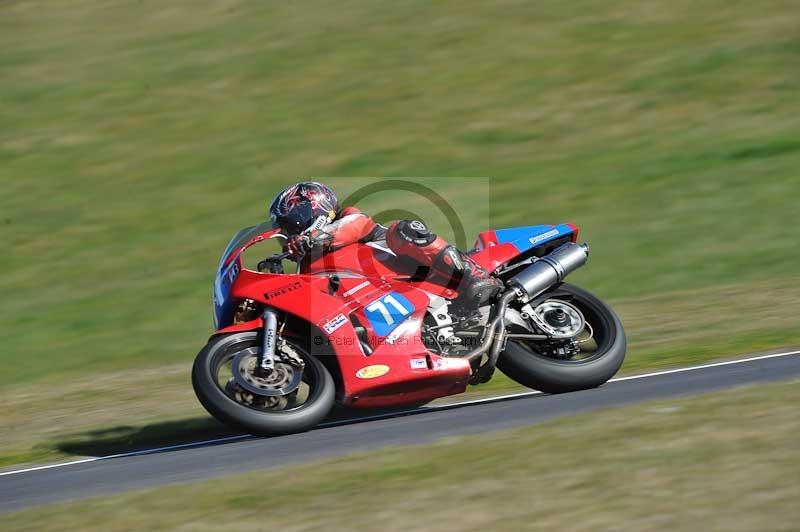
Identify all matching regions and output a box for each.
[268,181,502,307]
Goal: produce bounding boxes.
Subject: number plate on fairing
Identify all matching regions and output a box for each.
[363,292,414,337]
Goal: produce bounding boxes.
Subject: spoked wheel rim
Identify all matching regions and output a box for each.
[210,338,324,413]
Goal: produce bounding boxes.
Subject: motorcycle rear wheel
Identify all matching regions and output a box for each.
[497,283,626,393]
[192,331,335,435]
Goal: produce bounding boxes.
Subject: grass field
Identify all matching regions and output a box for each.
[3,380,798,531]
[2,0,800,465]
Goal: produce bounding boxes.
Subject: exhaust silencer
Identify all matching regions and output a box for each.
[507,242,590,303]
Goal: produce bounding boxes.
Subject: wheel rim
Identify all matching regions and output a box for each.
[210,338,324,413]
[513,292,615,365]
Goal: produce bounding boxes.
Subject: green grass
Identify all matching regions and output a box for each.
[1,0,800,464]
[3,380,798,530]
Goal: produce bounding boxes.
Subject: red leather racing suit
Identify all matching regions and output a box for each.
[299,206,451,268]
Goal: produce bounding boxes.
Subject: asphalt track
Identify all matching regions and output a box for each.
[1,350,799,513]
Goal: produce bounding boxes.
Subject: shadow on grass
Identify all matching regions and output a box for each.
[53,405,425,458]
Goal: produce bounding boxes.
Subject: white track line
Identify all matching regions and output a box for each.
[2,349,799,478]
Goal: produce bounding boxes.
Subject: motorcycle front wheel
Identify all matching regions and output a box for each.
[192,331,335,435]
[497,283,626,393]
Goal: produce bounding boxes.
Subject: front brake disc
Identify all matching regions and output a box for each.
[231,347,302,397]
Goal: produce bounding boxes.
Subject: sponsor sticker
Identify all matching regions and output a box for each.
[264,281,302,300]
[309,215,328,232]
[226,261,240,284]
[410,358,428,370]
[529,229,560,246]
[356,364,390,379]
[342,280,371,298]
[323,313,348,334]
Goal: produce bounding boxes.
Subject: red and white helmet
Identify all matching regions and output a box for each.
[269,181,338,235]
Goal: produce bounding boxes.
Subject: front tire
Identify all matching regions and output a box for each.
[497,283,626,393]
[192,331,335,435]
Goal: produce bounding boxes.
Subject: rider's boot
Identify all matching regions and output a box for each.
[432,246,503,309]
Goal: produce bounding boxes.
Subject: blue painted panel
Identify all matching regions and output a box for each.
[494,224,574,254]
[363,292,415,337]
[213,260,240,328]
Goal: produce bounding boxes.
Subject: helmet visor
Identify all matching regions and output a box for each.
[273,201,314,235]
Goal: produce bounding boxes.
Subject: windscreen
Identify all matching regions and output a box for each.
[217,222,273,270]
[213,222,273,328]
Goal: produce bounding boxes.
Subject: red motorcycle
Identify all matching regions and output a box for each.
[192,222,626,435]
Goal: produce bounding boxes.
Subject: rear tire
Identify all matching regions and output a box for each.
[496,283,626,393]
[192,331,335,435]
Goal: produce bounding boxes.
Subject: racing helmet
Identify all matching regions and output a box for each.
[269,181,338,235]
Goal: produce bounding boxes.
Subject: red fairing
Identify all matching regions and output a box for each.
[302,242,404,278]
[213,318,264,337]
[468,230,520,272]
[566,223,580,242]
[224,258,469,407]
[301,243,459,299]
[474,230,499,250]
[468,243,521,273]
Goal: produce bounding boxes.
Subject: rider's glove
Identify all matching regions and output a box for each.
[287,234,314,257]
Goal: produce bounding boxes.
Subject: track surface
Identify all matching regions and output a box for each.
[2,351,799,513]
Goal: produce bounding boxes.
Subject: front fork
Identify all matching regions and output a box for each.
[258,308,278,373]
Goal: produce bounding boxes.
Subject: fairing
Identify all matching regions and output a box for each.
[469,223,578,272]
[213,223,279,328]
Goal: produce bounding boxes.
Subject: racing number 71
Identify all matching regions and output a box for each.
[365,294,410,325]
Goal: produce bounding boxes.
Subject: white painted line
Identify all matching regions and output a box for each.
[608,350,800,382]
[0,457,100,477]
[1,349,799,478]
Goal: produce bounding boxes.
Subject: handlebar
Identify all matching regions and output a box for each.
[258,251,291,273]
[257,233,328,273]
